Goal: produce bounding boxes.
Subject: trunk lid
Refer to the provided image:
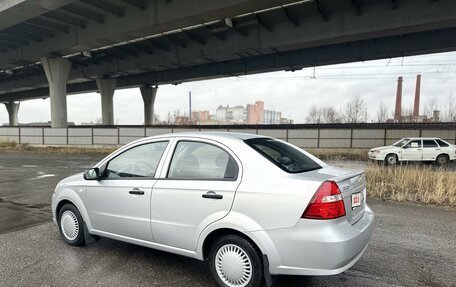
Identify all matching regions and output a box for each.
[296,166,366,225]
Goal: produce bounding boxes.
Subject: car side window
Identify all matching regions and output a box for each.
[167,141,238,180]
[104,141,168,179]
[404,140,421,148]
[436,139,449,147]
[423,140,438,148]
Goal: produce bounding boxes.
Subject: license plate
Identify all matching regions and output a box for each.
[351,192,362,208]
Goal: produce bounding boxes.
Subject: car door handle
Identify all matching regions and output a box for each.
[202,191,223,200]
[129,188,144,195]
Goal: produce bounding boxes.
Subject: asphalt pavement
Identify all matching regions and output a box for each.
[0,152,455,286]
[0,152,101,234]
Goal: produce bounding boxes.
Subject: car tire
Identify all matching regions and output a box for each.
[58,204,86,246]
[385,154,398,166]
[208,234,264,287]
[436,154,449,166]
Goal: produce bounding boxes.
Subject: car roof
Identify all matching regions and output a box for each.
[403,137,443,140]
[146,131,265,142]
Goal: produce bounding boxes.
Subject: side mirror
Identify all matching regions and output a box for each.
[83,168,100,180]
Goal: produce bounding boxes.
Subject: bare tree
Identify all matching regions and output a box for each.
[424,97,439,118]
[305,105,322,123]
[376,102,389,123]
[344,95,368,123]
[321,107,342,123]
[402,107,414,121]
[305,105,343,123]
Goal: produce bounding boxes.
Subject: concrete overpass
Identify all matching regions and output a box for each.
[0,0,455,127]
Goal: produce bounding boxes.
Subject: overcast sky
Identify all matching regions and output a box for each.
[1,51,456,125]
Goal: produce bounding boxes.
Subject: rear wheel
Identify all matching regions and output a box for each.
[385,154,398,166]
[436,154,449,166]
[208,235,264,287]
[58,204,85,246]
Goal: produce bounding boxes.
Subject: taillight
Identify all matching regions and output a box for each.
[302,181,346,219]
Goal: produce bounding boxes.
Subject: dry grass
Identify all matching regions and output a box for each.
[366,164,456,206]
[307,148,369,161]
[0,141,115,155]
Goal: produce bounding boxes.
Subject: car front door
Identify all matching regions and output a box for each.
[422,139,439,160]
[151,138,241,251]
[86,140,170,242]
[401,140,422,161]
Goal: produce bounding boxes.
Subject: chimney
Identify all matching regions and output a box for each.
[413,74,421,118]
[433,110,440,122]
[394,76,403,121]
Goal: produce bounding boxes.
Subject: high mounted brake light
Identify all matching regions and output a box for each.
[302,181,346,220]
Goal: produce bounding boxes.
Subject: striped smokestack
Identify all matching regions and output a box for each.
[394,76,403,121]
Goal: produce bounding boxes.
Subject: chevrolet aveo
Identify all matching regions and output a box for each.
[52,132,375,287]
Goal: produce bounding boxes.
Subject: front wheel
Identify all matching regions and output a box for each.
[58,204,86,246]
[385,154,398,166]
[208,235,264,287]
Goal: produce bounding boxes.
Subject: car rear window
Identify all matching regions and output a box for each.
[244,138,321,173]
[436,139,449,147]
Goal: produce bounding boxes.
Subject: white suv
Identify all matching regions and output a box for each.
[369,137,456,165]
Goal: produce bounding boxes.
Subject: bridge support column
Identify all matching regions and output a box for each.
[4,101,19,126]
[41,57,71,128]
[140,85,158,125]
[96,78,116,125]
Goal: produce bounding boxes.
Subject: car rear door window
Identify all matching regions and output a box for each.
[167,141,238,180]
[245,138,321,173]
[423,140,438,148]
[435,139,449,147]
[105,141,168,179]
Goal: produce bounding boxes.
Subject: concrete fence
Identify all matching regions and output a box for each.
[0,124,455,149]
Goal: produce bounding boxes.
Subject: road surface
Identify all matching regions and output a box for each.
[0,152,454,286]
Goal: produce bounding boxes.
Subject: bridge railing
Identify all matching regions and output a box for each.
[0,124,455,148]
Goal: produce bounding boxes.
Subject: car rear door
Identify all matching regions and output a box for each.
[86,140,170,242]
[422,139,439,160]
[151,138,241,251]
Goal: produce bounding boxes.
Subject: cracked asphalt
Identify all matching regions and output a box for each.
[0,152,455,286]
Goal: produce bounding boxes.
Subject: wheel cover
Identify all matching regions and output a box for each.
[60,210,79,241]
[387,155,396,164]
[215,244,252,287]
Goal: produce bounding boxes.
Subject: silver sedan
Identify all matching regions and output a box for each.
[52,132,375,287]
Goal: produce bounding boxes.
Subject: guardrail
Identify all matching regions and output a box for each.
[0,123,455,149]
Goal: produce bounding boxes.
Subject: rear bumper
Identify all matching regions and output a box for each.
[253,205,375,276]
